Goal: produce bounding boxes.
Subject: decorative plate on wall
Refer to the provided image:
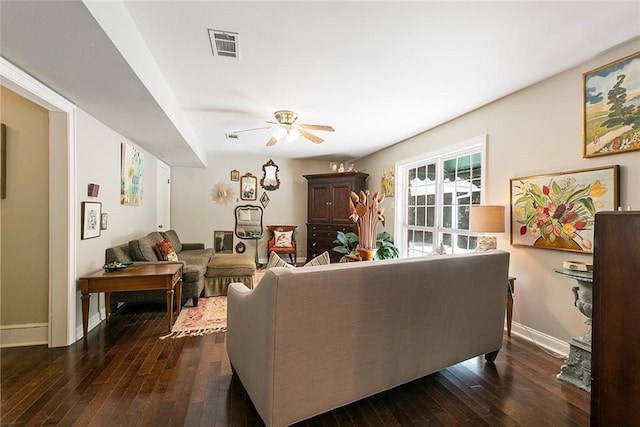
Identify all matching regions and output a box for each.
[235,242,246,254]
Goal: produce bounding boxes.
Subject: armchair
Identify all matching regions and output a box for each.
[267,225,297,265]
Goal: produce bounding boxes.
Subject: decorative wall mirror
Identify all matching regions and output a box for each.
[235,205,263,239]
[240,173,257,200]
[260,159,280,191]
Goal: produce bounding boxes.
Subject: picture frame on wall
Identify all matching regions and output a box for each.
[240,173,257,200]
[101,213,108,230]
[230,169,240,181]
[214,230,234,254]
[583,51,640,158]
[510,165,619,253]
[81,201,102,239]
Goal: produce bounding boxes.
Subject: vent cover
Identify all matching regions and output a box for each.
[208,29,239,58]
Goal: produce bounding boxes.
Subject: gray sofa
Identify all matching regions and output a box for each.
[227,250,510,426]
[105,230,213,308]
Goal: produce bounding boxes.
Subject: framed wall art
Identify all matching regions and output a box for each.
[510,165,619,253]
[230,169,240,181]
[214,230,234,254]
[583,51,640,158]
[240,173,257,200]
[121,143,144,205]
[81,201,102,239]
[100,213,108,230]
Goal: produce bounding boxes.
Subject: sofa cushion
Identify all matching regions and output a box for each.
[177,248,213,267]
[162,229,183,253]
[303,251,330,267]
[129,232,163,261]
[156,239,179,261]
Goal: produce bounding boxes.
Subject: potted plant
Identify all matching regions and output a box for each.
[349,190,386,260]
[332,231,399,262]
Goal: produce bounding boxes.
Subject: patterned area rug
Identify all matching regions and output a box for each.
[161,296,227,339]
[161,270,267,339]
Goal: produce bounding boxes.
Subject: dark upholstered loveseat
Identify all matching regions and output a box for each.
[105,230,213,309]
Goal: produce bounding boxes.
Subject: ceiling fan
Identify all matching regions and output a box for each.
[233,110,335,146]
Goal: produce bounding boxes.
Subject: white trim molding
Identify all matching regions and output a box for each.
[1,57,78,347]
[0,323,49,348]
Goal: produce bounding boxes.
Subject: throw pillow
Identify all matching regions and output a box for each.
[304,251,330,267]
[266,251,295,269]
[156,239,179,261]
[265,251,330,269]
[162,230,183,253]
[274,230,293,248]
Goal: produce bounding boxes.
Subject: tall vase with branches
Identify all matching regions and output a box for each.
[349,190,385,260]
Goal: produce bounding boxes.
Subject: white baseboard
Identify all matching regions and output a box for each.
[74,311,104,342]
[0,323,48,348]
[508,321,569,358]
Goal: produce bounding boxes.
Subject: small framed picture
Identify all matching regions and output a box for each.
[230,169,240,181]
[240,173,257,200]
[214,230,234,254]
[100,213,108,230]
[329,162,338,172]
[260,192,270,208]
[81,201,102,239]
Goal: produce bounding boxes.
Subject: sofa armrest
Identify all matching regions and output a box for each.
[181,243,205,251]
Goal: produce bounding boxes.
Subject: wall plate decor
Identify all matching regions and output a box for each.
[583,51,640,158]
[240,173,257,200]
[121,143,143,205]
[260,192,270,208]
[235,241,246,254]
[510,165,619,253]
[211,182,234,205]
[230,169,240,181]
[214,230,234,254]
[260,159,280,191]
[81,201,102,239]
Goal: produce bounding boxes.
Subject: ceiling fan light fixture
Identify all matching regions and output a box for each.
[286,128,301,142]
[272,127,287,140]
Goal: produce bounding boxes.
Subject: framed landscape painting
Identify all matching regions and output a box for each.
[583,51,640,158]
[510,165,619,253]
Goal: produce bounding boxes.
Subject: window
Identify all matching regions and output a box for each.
[395,135,486,257]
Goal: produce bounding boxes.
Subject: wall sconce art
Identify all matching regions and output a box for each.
[211,183,234,205]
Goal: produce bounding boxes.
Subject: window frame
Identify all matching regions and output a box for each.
[394,134,487,257]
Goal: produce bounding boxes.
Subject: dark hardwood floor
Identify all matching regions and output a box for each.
[1,303,590,426]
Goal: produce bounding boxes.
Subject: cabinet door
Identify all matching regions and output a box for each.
[330,181,354,224]
[308,183,331,223]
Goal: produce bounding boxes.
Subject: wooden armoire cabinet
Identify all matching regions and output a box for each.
[304,172,369,263]
[591,211,640,425]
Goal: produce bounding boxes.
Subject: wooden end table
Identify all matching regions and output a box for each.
[79,263,183,343]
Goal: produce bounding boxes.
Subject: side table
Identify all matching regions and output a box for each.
[79,263,183,343]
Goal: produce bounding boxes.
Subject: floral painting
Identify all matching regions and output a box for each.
[583,51,640,158]
[121,143,143,205]
[510,165,619,253]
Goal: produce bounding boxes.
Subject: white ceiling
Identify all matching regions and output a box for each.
[1,1,639,167]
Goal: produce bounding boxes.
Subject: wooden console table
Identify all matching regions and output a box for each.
[79,263,183,343]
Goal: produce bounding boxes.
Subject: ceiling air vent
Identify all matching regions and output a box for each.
[208,29,239,59]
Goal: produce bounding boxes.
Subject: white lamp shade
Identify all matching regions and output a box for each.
[469,205,505,233]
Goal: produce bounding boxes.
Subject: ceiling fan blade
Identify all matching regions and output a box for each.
[266,136,278,146]
[301,124,335,132]
[232,125,272,134]
[300,130,324,144]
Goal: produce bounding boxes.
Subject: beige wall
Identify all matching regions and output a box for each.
[0,87,49,325]
[356,38,640,344]
[171,155,328,262]
[74,109,161,329]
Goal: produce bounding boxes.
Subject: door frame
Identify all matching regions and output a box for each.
[1,58,78,347]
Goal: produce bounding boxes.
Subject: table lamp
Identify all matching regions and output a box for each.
[469,205,505,251]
